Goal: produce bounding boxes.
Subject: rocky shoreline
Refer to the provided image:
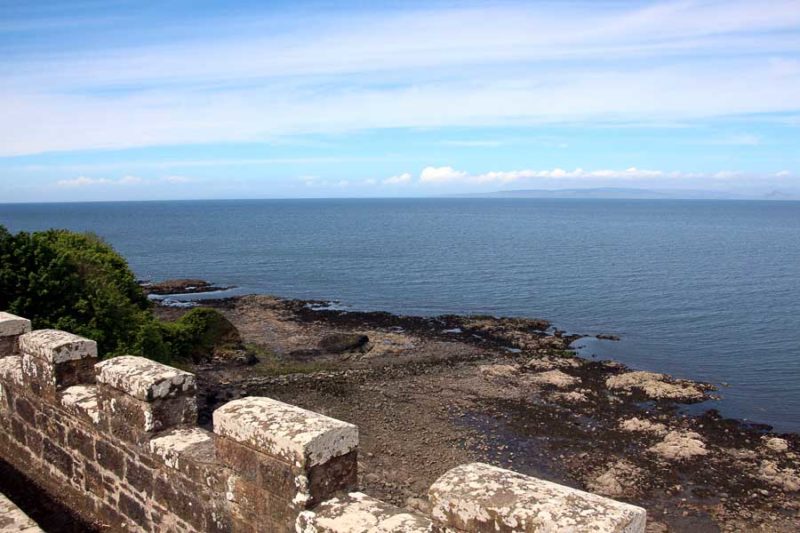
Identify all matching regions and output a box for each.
[140,278,234,296]
[153,284,800,532]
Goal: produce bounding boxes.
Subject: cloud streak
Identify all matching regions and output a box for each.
[2,1,800,156]
[55,175,191,187]
[401,166,783,187]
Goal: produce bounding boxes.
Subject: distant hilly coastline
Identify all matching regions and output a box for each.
[449,187,800,200]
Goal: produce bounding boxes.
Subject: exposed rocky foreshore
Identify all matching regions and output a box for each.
[153,284,800,532]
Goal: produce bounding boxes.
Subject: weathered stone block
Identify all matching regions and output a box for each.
[215,435,295,494]
[118,490,150,526]
[225,474,300,528]
[37,411,67,445]
[60,385,101,425]
[84,460,114,501]
[10,417,26,444]
[95,439,126,476]
[98,384,197,444]
[43,438,74,477]
[0,356,24,408]
[296,492,433,533]
[149,428,225,490]
[154,473,207,530]
[307,450,358,505]
[67,426,96,460]
[213,396,358,469]
[25,428,44,457]
[18,329,97,363]
[429,463,647,533]
[0,312,31,357]
[18,330,97,396]
[95,355,195,402]
[125,455,155,497]
[14,396,36,425]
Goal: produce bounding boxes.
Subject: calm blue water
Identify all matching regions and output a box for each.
[1,198,799,432]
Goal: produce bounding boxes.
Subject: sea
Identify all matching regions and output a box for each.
[1,198,798,432]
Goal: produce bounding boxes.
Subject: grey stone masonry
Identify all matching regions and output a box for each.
[96,355,196,401]
[0,312,32,357]
[429,463,647,532]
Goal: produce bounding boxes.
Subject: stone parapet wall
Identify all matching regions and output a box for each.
[0,311,646,532]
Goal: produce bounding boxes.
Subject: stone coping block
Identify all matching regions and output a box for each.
[149,427,215,471]
[18,329,97,363]
[61,385,100,424]
[296,492,433,533]
[0,312,31,337]
[95,355,196,401]
[213,396,358,468]
[429,463,646,533]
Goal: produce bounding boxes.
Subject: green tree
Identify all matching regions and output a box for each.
[0,226,237,363]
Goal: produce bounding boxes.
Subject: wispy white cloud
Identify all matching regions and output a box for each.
[56,175,141,187]
[419,166,468,184]
[385,166,786,187]
[163,175,192,183]
[417,166,681,185]
[55,175,190,187]
[382,172,412,185]
[2,1,800,156]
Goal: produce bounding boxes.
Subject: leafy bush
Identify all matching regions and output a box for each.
[0,225,235,364]
[160,308,241,362]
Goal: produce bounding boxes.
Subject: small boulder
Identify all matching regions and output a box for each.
[586,460,645,498]
[619,417,668,436]
[318,333,370,353]
[757,460,800,492]
[606,371,709,402]
[525,357,580,371]
[549,390,589,403]
[479,364,520,382]
[648,430,708,460]
[763,436,790,454]
[528,369,580,389]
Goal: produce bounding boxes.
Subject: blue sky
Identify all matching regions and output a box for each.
[1,0,799,202]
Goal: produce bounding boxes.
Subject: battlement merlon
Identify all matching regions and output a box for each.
[213,396,359,508]
[17,329,98,399]
[0,312,32,356]
[95,355,198,443]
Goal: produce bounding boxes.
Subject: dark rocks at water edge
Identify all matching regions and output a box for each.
[139,278,234,296]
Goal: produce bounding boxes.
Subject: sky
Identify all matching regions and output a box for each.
[1,0,800,202]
